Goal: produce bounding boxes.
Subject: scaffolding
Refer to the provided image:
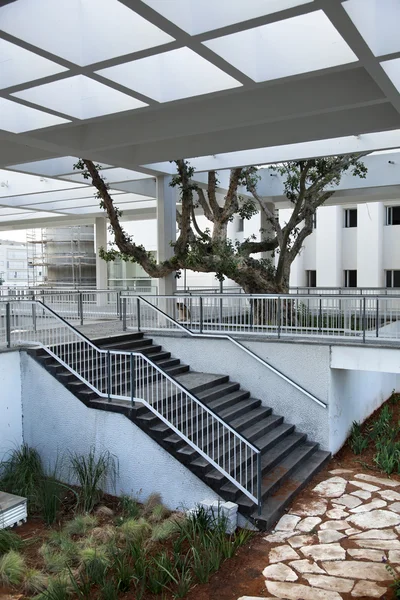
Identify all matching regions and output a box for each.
[27,226,96,288]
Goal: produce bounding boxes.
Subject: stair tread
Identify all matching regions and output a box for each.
[196,382,241,401]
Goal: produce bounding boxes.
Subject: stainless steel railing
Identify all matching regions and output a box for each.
[1,300,261,509]
[121,293,400,342]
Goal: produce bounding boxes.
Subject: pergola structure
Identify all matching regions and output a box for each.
[1,0,400,291]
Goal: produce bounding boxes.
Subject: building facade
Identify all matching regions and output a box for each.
[0,240,29,287]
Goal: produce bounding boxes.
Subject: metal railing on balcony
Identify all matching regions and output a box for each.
[121,293,400,343]
[0,300,261,510]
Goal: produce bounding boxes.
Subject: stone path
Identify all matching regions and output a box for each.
[238,469,400,599]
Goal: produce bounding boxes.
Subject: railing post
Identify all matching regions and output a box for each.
[130,352,135,406]
[137,297,141,332]
[199,296,203,334]
[257,453,262,515]
[6,302,11,348]
[32,302,37,333]
[107,351,111,402]
[362,296,366,343]
[318,297,322,333]
[122,297,127,331]
[277,297,281,339]
[78,292,83,326]
[118,291,122,320]
[376,297,379,338]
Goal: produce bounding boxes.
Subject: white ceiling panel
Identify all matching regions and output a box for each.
[0,38,68,89]
[62,167,154,183]
[9,157,111,177]
[343,0,400,57]
[142,0,313,35]
[97,47,242,102]
[204,11,357,82]
[0,0,174,66]
[0,98,70,133]
[12,75,147,119]
[381,58,400,93]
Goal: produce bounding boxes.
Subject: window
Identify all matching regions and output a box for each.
[386,270,400,288]
[344,208,357,228]
[306,270,317,287]
[236,218,244,233]
[386,206,400,225]
[344,270,357,287]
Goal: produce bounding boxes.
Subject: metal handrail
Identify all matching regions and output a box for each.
[132,296,326,409]
[4,300,261,509]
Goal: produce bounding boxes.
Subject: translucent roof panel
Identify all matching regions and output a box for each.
[343,0,400,57]
[204,10,357,82]
[0,187,124,208]
[0,170,80,198]
[12,75,147,119]
[0,98,70,133]
[0,0,174,66]
[0,39,68,90]
[142,0,313,35]
[97,47,242,102]
[381,58,400,93]
[9,157,111,177]
[62,168,153,184]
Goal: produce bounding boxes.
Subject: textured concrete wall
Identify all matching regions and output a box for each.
[329,369,400,454]
[0,351,23,461]
[20,353,222,511]
[153,335,330,450]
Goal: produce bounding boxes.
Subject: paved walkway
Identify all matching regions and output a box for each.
[239,469,400,599]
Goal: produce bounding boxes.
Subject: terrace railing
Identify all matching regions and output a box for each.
[122,293,400,343]
[0,300,261,510]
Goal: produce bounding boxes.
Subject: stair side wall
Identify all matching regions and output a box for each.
[19,352,223,512]
[153,335,330,450]
[0,351,23,462]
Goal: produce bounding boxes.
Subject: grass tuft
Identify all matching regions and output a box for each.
[0,550,25,586]
[64,514,97,537]
[23,568,48,594]
[0,528,22,554]
[69,448,118,513]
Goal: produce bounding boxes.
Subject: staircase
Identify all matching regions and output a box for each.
[29,332,330,530]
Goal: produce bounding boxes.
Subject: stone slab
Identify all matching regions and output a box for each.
[268,544,299,564]
[266,581,342,600]
[263,531,296,544]
[325,507,349,519]
[313,477,348,498]
[379,489,400,501]
[288,534,315,548]
[322,560,392,581]
[349,499,387,513]
[350,489,371,500]
[274,514,301,531]
[289,498,328,517]
[320,520,349,531]
[318,529,347,544]
[348,509,400,529]
[262,563,298,582]
[301,544,346,562]
[347,548,386,562]
[296,516,322,533]
[355,539,400,550]
[350,528,397,540]
[389,501,400,514]
[351,580,387,598]
[333,494,362,509]
[354,473,399,488]
[289,559,325,575]
[303,574,354,593]
[329,469,354,475]
[349,480,380,492]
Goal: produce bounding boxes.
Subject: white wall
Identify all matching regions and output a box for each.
[0,351,23,461]
[20,353,222,511]
[357,202,383,287]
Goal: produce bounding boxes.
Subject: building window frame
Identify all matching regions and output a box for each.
[344,208,357,228]
[386,270,400,288]
[386,206,400,226]
[306,270,317,288]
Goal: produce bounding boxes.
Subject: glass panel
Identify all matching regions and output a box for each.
[393,271,400,288]
[386,270,392,287]
[392,206,400,225]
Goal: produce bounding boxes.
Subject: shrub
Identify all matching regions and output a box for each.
[151,518,181,542]
[23,568,48,594]
[149,503,170,523]
[349,421,368,454]
[100,579,119,600]
[142,492,162,517]
[119,495,140,520]
[37,475,67,525]
[0,528,22,554]
[111,548,134,593]
[64,514,98,536]
[0,444,43,503]
[374,440,400,474]
[69,448,118,513]
[118,518,151,544]
[368,405,392,442]
[0,550,25,586]
[34,576,72,600]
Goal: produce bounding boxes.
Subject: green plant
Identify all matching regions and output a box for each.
[0,549,25,586]
[64,514,98,536]
[149,503,170,523]
[151,518,181,542]
[119,494,140,520]
[0,528,22,554]
[147,552,174,594]
[386,562,400,597]
[349,421,368,454]
[84,552,109,586]
[0,444,43,504]
[111,548,134,592]
[37,475,68,525]
[34,576,71,600]
[118,517,151,543]
[67,566,92,600]
[143,492,162,517]
[374,440,400,474]
[40,539,78,573]
[23,568,48,594]
[191,546,214,583]
[100,579,119,600]
[69,448,118,513]
[368,405,392,441]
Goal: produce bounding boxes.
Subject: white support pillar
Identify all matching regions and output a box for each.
[357,202,384,288]
[95,217,108,290]
[156,175,176,296]
[316,206,342,287]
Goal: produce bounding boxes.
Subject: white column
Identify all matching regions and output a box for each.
[316,205,342,287]
[156,175,176,296]
[95,217,108,290]
[357,202,384,287]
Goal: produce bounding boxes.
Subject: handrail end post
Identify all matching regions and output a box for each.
[6,302,11,348]
[122,297,127,331]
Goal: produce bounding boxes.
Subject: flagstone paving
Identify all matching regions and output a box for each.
[238,469,400,599]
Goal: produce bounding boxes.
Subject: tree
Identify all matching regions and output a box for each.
[74,155,367,294]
